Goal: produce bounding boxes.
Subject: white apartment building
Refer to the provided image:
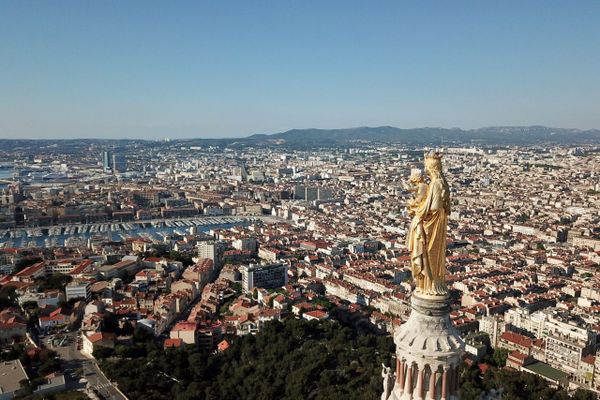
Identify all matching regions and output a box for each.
[197,241,216,261]
[479,315,506,348]
[65,281,90,301]
[241,263,288,292]
[504,307,547,338]
[543,312,596,375]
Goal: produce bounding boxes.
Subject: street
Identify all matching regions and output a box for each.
[49,332,128,400]
[82,360,128,400]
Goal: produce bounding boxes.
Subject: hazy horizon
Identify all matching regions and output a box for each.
[2,1,600,139]
[0,124,600,141]
[1,124,599,142]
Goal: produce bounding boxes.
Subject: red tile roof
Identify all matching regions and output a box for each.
[500,331,532,349]
[217,340,230,352]
[164,338,183,348]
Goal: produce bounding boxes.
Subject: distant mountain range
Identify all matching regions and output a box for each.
[244,126,600,145]
[180,125,600,147]
[1,126,599,149]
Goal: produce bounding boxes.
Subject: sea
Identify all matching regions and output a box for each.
[0,170,13,189]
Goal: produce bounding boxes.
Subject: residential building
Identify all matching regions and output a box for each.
[241,263,288,292]
[65,280,90,301]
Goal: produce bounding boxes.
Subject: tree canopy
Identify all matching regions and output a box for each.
[459,363,597,400]
[99,318,598,400]
[100,318,395,400]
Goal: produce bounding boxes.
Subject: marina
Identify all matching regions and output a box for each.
[0,216,256,248]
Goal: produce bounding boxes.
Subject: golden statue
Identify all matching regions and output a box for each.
[406,151,451,296]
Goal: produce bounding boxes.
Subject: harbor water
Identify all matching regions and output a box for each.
[0,216,253,249]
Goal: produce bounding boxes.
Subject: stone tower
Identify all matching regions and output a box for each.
[385,293,464,400]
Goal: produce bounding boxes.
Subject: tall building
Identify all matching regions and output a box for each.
[305,187,318,202]
[293,185,334,202]
[479,315,506,348]
[102,150,113,173]
[294,185,306,200]
[317,187,334,200]
[241,263,288,292]
[543,312,596,375]
[232,163,248,182]
[232,237,258,252]
[112,154,127,173]
[65,280,91,301]
[197,241,217,262]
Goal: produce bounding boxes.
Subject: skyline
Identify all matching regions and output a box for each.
[2,1,600,139]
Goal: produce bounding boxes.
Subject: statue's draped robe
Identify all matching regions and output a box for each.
[407,174,450,295]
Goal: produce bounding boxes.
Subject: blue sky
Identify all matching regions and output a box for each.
[1,1,599,139]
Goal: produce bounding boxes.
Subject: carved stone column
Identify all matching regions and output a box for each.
[405,363,414,396]
[415,367,424,400]
[449,366,455,398]
[440,368,448,400]
[453,366,460,398]
[397,359,405,395]
[427,370,437,400]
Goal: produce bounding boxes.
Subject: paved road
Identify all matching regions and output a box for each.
[49,332,127,400]
[82,360,128,400]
